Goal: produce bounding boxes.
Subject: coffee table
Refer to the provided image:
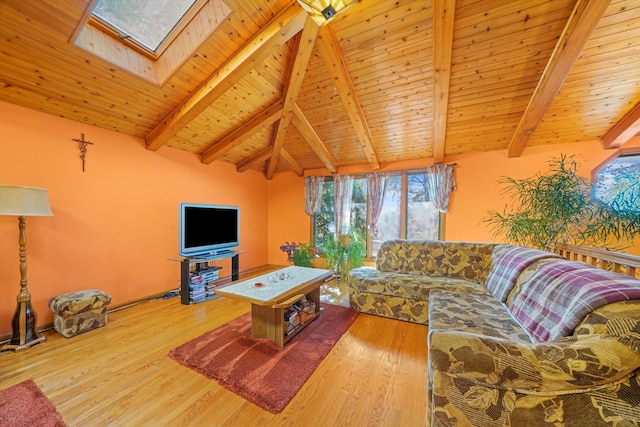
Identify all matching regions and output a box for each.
[216,266,333,347]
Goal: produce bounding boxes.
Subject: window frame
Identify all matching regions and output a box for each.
[591,147,640,211]
[89,0,207,59]
[311,170,444,260]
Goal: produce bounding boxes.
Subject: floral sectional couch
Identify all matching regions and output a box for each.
[347,240,640,427]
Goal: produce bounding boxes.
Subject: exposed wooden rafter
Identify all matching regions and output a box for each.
[201,101,284,164]
[292,103,338,173]
[602,101,640,149]
[145,4,307,151]
[507,0,611,158]
[266,17,319,179]
[279,147,304,176]
[432,0,456,163]
[315,25,380,170]
[236,146,273,172]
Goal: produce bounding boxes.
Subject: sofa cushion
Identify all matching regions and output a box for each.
[349,267,491,300]
[429,289,532,342]
[509,260,640,342]
[485,245,561,303]
[48,289,112,317]
[375,240,496,285]
[349,288,430,324]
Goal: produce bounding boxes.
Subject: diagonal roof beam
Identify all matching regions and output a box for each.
[507,0,610,158]
[602,101,640,149]
[266,16,319,179]
[201,101,284,164]
[236,146,273,173]
[316,25,379,169]
[292,103,338,173]
[145,3,307,151]
[280,147,304,176]
[432,0,456,163]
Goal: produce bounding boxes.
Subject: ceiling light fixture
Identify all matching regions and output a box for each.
[297,0,358,26]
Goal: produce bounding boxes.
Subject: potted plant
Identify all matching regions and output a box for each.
[292,242,316,267]
[320,231,365,278]
[484,154,640,252]
[279,241,299,262]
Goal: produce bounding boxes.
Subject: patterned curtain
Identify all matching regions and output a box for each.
[426,163,456,213]
[333,174,354,239]
[304,176,324,216]
[367,172,388,236]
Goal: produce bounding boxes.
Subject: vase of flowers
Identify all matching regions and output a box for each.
[279,241,299,262]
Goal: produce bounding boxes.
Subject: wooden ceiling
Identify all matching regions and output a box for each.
[1,0,640,178]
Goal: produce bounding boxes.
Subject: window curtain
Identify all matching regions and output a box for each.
[333,174,354,239]
[426,163,456,213]
[304,176,324,216]
[367,172,388,236]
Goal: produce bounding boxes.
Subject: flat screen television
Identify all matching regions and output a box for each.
[179,203,240,257]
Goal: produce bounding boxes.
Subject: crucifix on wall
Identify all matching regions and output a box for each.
[72,133,94,172]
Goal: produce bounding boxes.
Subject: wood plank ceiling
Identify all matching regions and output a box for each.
[1,0,639,178]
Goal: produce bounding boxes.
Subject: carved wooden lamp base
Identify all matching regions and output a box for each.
[1,297,46,352]
[0,186,54,351]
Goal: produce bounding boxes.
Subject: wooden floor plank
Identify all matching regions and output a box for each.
[0,270,428,426]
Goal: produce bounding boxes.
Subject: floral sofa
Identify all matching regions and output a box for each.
[347,240,640,427]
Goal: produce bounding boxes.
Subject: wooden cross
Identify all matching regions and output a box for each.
[72,133,94,172]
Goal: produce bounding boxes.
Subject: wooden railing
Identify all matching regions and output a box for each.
[556,243,640,279]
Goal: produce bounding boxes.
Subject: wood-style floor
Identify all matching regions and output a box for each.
[0,267,428,426]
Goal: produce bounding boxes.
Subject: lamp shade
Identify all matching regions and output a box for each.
[0,185,53,216]
[297,0,356,26]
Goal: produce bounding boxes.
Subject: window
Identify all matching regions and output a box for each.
[91,0,200,54]
[593,150,640,213]
[313,172,442,259]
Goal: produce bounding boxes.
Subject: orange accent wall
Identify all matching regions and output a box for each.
[2,100,639,336]
[445,138,640,256]
[0,102,268,335]
[267,172,310,265]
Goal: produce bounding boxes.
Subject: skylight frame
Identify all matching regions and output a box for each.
[89,0,207,59]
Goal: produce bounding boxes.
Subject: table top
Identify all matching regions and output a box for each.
[216,266,333,305]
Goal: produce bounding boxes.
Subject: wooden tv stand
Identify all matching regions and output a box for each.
[169,250,247,305]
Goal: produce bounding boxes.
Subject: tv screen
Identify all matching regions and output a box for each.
[179,203,239,256]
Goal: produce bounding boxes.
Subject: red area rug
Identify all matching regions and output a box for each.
[168,303,358,413]
[0,379,66,427]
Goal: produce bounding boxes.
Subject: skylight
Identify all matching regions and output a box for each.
[92,0,198,52]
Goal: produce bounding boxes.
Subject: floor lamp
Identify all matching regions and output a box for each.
[0,185,53,352]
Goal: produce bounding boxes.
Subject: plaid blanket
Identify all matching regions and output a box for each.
[509,260,640,342]
[485,245,560,302]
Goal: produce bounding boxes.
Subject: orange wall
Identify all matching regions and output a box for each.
[267,138,640,259]
[445,138,640,255]
[0,102,269,335]
[3,100,639,336]
[267,172,311,265]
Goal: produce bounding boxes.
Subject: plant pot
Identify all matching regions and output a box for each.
[311,256,327,269]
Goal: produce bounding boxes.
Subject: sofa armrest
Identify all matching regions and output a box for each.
[429,329,640,394]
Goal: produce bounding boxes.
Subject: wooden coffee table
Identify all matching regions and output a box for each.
[216,266,333,347]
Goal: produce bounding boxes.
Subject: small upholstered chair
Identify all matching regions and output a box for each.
[48,289,111,338]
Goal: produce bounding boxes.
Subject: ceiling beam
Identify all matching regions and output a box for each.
[316,25,380,170]
[266,17,319,179]
[201,101,284,164]
[432,0,456,163]
[236,146,273,173]
[292,103,338,173]
[602,101,640,149]
[279,147,304,176]
[145,3,307,151]
[507,0,610,158]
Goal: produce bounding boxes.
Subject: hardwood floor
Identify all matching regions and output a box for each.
[0,267,428,426]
